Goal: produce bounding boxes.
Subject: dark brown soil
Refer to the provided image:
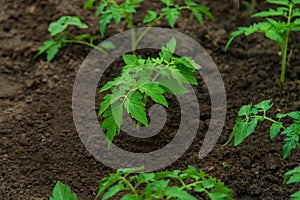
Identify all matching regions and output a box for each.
[1,0,300,199]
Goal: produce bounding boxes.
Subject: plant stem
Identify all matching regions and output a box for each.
[64,40,107,54]
[280,3,293,85]
[120,176,139,196]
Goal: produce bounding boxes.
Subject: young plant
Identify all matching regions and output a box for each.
[224,99,300,158]
[94,165,234,200]
[284,166,300,200]
[50,181,77,200]
[98,37,201,147]
[226,0,300,85]
[35,16,114,61]
[84,0,214,51]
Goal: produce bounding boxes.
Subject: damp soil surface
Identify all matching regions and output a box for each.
[1,0,300,199]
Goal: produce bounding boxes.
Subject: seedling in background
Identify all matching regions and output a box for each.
[98,38,201,147]
[36,1,213,61]
[35,16,115,61]
[84,0,214,51]
[224,99,300,159]
[226,0,300,85]
[94,165,233,200]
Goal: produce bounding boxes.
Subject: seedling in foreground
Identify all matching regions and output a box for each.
[284,166,300,200]
[98,38,201,147]
[224,99,300,158]
[50,181,77,200]
[84,0,214,51]
[226,0,300,85]
[94,165,233,200]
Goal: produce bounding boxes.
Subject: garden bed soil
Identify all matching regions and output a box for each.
[1,0,300,199]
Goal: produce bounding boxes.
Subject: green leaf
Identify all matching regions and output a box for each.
[101,108,120,147]
[252,8,287,18]
[120,194,142,200]
[238,104,253,117]
[267,0,290,7]
[203,180,214,189]
[143,10,157,23]
[50,181,77,200]
[254,99,273,112]
[291,191,300,200]
[102,184,123,200]
[270,122,283,139]
[125,92,148,126]
[83,0,96,9]
[139,83,168,107]
[46,43,62,62]
[233,118,258,146]
[49,16,88,36]
[165,186,197,200]
[99,13,113,38]
[191,8,203,25]
[162,7,180,28]
[284,167,300,184]
[207,190,228,200]
[161,0,174,6]
[101,41,116,50]
[123,54,138,66]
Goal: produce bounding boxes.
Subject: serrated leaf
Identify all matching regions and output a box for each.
[162,7,180,28]
[207,190,228,200]
[254,99,273,112]
[252,8,286,18]
[49,16,88,36]
[267,0,290,7]
[123,54,138,65]
[99,13,113,37]
[143,10,157,23]
[50,181,77,200]
[291,191,300,200]
[125,92,148,126]
[238,104,253,117]
[84,0,96,9]
[233,118,258,146]
[270,122,283,139]
[191,8,203,25]
[203,180,214,189]
[139,83,168,107]
[102,184,123,200]
[165,186,197,200]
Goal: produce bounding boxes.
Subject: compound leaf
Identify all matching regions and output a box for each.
[254,99,273,112]
[49,16,88,36]
[162,7,180,28]
[165,186,197,200]
[143,10,157,23]
[139,83,168,107]
[125,92,148,126]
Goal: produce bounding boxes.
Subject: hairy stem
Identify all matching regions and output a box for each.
[64,40,107,54]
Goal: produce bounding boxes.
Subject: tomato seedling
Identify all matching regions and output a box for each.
[224,99,300,158]
[50,181,77,200]
[94,165,233,200]
[284,166,300,200]
[36,0,213,61]
[84,0,214,51]
[98,38,201,146]
[226,0,300,85]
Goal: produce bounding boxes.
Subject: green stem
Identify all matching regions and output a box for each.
[120,176,139,196]
[280,4,293,85]
[64,40,107,54]
[133,14,166,50]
